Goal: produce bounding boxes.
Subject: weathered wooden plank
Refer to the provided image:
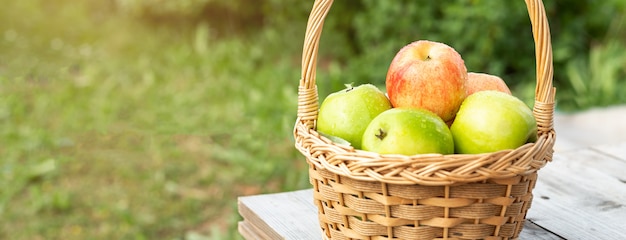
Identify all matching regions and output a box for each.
[527,148,626,240]
[552,136,586,153]
[592,141,626,162]
[522,220,565,240]
[553,106,626,152]
[239,189,561,239]
[559,145,626,187]
[238,221,272,240]
[238,189,322,240]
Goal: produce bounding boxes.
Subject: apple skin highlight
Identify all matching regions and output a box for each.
[386,40,468,122]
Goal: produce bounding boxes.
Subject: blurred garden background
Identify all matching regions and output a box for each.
[1,0,625,239]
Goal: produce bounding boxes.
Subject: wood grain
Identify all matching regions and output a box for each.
[238,189,322,239]
[522,220,565,240]
[238,220,273,240]
[592,141,626,163]
[527,145,626,240]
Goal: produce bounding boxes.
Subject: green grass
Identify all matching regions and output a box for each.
[1,1,310,239]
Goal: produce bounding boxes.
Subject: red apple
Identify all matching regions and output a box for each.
[386,40,468,122]
[466,72,511,96]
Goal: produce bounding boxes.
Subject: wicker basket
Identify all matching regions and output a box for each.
[294,0,556,239]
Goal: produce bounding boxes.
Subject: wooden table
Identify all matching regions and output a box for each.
[238,142,626,239]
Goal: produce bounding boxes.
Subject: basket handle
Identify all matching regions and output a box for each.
[298,0,555,135]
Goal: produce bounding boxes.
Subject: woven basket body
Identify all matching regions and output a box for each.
[294,0,556,239]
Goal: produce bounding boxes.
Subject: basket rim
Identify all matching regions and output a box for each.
[294,0,557,186]
[295,119,555,186]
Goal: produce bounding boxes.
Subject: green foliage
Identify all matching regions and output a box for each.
[113,0,626,105]
[0,1,307,239]
[317,1,623,92]
[113,0,312,37]
[309,0,626,109]
[559,41,626,111]
[114,0,212,15]
[322,1,532,88]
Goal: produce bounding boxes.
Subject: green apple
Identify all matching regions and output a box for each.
[361,108,454,155]
[450,91,537,154]
[317,84,392,149]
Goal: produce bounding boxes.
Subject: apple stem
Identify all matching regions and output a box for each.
[344,83,354,92]
[375,129,387,140]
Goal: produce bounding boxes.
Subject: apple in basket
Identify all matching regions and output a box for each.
[451,91,538,154]
[317,84,392,149]
[466,72,512,96]
[386,40,468,122]
[362,108,454,155]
